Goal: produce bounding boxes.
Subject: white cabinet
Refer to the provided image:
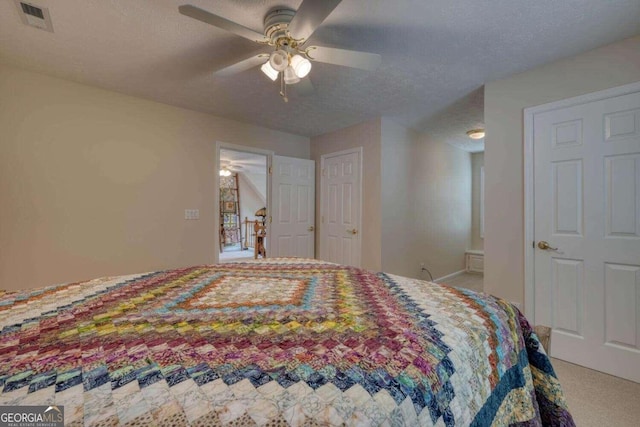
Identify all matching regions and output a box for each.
[465,250,484,273]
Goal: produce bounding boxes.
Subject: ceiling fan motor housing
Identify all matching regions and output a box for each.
[264,8,297,46]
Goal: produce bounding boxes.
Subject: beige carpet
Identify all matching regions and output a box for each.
[552,358,640,426]
[219,246,254,261]
[437,272,484,293]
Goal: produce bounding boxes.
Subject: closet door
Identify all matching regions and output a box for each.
[320,148,361,267]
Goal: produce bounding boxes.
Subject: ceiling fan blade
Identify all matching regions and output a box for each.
[287,0,342,41]
[307,46,381,71]
[214,53,268,77]
[179,5,268,43]
[295,77,315,96]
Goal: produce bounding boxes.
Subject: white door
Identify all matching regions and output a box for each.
[533,89,640,382]
[270,155,315,258]
[320,149,361,267]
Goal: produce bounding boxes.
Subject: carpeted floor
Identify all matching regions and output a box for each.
[552,358,640,426]
[439,272,484,293]
[219,245,254,261]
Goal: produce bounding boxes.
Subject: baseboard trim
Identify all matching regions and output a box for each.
[433,269,467,284]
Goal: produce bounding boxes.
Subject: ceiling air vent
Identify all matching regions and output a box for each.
[15,1,54,32]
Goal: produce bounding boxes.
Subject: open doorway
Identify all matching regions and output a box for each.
[219,148,268,262]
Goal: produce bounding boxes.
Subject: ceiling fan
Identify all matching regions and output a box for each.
[219,160,243,176]
[179,0,381,102]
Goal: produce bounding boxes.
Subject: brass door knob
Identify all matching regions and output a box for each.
[537,241,558,251]
[308,226,314,232]
[347,229,358,235]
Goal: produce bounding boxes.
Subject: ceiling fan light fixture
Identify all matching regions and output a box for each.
[284,66,300,85]
[261,61,279,81]
[179,3,383,102]
[467,129,485,139]
[290,54,311,78]
[269,50,288,72]
[219,167,232,177]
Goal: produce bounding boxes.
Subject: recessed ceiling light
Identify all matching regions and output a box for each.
[467,129,485,139]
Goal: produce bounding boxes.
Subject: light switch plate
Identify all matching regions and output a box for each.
[184,209,199,220]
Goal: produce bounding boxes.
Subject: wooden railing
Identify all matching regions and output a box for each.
[243,217,267,258]
[243,218,258,249]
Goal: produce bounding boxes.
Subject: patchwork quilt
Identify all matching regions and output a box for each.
[0,258,574,426]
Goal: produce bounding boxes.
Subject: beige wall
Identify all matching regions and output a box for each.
[237,172,265,230]
[0,63,309,291]
[484,35,640,305]
[406,130,472,280]
[311,117,472,278]
[310,119,382,271]
[380,119,417,277]
[471,152,484,250]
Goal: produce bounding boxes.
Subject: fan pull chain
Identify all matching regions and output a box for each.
[279,71,288,102]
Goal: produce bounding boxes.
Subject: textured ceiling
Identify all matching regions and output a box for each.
[1,1,639,151]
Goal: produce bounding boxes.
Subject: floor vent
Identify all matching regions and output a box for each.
[15,1,54,32]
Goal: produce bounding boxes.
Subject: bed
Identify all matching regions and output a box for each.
[0,258,573,426]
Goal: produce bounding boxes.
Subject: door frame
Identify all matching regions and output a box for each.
[214,142,273,264]
[523,81,640,320]
[319,147,363,267]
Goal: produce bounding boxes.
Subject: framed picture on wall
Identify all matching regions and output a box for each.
[223,201,236,213]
